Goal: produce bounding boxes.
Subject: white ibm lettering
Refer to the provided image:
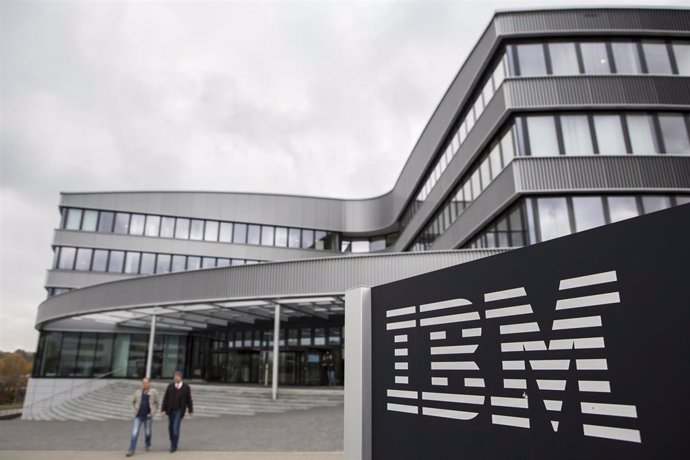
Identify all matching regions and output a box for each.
[385,270,642,444]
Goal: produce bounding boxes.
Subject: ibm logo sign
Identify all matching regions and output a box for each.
[384,270,641,444]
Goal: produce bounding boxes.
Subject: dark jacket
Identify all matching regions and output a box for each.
[162,382,193,417]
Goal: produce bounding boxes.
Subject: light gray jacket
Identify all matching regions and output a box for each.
[132,388,160,417]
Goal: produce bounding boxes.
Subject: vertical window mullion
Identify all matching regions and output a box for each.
[588,115,600,154]
[651,114,666,154]
[605,42,616,73]
[575,42,585,74]
[666,41,679,75]
[620,113,634,154]
[637,41,649,74]
[554,115,566,155]
[543,42,553,75]
[566,197,576,234]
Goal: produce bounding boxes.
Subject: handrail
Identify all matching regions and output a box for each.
[23,367,128,411]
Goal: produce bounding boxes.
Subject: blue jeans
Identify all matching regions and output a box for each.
[128,416,152,452]
[168,409,183,449]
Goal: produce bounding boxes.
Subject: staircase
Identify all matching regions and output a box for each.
[24,381,343,421]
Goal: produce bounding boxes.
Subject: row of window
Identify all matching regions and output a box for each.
[399,37,689,232]
[34,331,186,379]
[408,111,690,251]
[60,207,394,253]
[52,246,261,277]
[464,194,690,250]
[61,208,340,251]
[510,39,689,77]
[209,326,343,349]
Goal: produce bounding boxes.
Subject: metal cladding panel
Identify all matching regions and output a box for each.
[494,8,690,35]
[504,76,690,110]
[45,270,137,290]
[36,250,506,327]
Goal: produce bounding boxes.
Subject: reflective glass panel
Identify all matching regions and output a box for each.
[489,145,502,180]
[187,256,201,270]
[217,258,231,267]
[288,228,301,248]
[174,218,190,239]
[75,333,96,377]
[75,248,92,271]
[113,213,130,234]
[526,116,559,156]
[275,227,288,247]
[98,211,114,232]
[302,229,315,249]
[580,42,611,74]
[536,197,570,241]
[247,225,261,245]
[93,334,114,375]
[611,41,642,74]
[124,252,140,274]
[140,253,155,275]
[129,214,145,235]
[160,217,175,238]
[480,159,491,191]
[516,43,547,76]
[219,222,233,242]
[300,329,311,346]
[58,333,79,376]
[351,241,369,253]
[641,195,671,214]
[549,42,579,75]
[658,114,690,154]
[156,254,171,273]
[314,328,326,346]
[607,196,639,222]
[171,255,186,272]
[642,41,672,74]
[81,210,98,231]
[58,247,76,270]
[673,42,690,75]
[65,209,82,230]
[202,257,215,268]
[594,115,626,154]
[572,197,606,231]
[261,226,274,246]
[500,128,516,165]
[233,223,247,244]
[144,215,160,237]
[560,115,593,155]
[108,250,124,273]
[189,219,204,240]
[626,114,659,154]
[92,249,108,272]
[204,221,219,242]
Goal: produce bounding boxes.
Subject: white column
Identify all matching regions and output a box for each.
[344,287,372,460]
[145,311,157,379]
[272,303,281,400]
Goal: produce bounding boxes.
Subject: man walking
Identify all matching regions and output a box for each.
[161,371,193,453]
[126,377,159,457]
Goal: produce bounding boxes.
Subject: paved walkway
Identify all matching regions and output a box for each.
[0,405,343,457]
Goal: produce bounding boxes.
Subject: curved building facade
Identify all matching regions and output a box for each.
[31,7,690,393]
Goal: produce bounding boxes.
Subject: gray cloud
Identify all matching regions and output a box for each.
[0,0,683,351]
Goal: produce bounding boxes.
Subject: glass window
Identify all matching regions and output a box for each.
[51,247,60,269]
[171,255,186,272]
[328,328,341,345]
[675,195,690,205]
[572,197,606,232]
[219,222,233,242]
[98,211,114,232]
[673,42,690,75]
[300,328,311,346]
[642,41,672,74]
[92,249,108,272]
[231,259,245,266]
[217,258,231,267]
[160,217,175,238]
[314,328,326,346]
[463,180,472,203]
[370,238,386,252]
[261,226,274,246]
[275,227,288,247]
[288,329,299,346]
[536,197,571,241]
[492,55,506,88]
[75,333,96,377]
[594,115,626,154]
[65,208,82,230]
[500,128,516,165]
[58,333,79,376]
[641,195,671,214]
[156,254,171,273]
[611,41,642,74]
[480,158,491,190]
[288,228,301,248]
[302,229,315,249]
[482,78,494,107]
[174,218,190,239]
[186,256,201,270]
[658,114,690,154]
[516,43,547,76]
[470,171,481,200]
[560,115,594,155]
[202,257,215,268]
[233,223,247,244]
[128,214,145,235]
[108,250,124,273]
[626,114,659,154]
[81,210,98,231]
[189,219,204,240]
[113,213,130,234]
[204,221,219,242]
[140,253,156,275]
[124,252,140,274]
[549,42,579,75]
[526,116,559,156]
[580,42,611,74]
[93,334,114,375]
[607,196,639,223]
[75,248,93,271]
[351,240,370,253]
[144,215,160,237]
[247,225,261,245]
[58,247,76,270]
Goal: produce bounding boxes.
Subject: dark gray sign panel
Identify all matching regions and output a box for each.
[371,204,689,459]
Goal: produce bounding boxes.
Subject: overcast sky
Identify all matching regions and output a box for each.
[0,0,684,352]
